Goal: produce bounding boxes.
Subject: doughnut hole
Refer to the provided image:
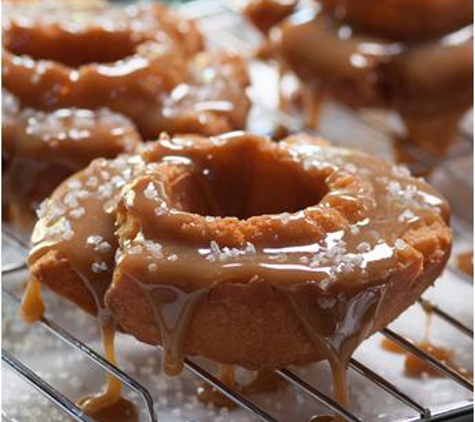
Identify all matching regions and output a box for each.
[165,140,329,219]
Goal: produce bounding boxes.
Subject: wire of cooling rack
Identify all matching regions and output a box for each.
[347,359,430,419]
[2,287,158,422]
[381,329,473,391]
[2,349,97,422]
[418,298,473,338]
[348,108,472,189]
[2,238,353,422]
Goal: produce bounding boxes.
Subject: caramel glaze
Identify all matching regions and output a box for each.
[391,138,434,178]
[26,132,452,414]
[380,337,407,355]
[75,397,138,422]
[23,150,148,417]
[197,365,286,408]
[457,251,473,277]
[244,0,297,35]
[21,277,45,323]
[382,303,472,379]
[256,7,473,156]
[21,273,136,417]
[2,89,141,229]
[317,0,473,41]
[404,342,473,379]
[77,321,141,420]
[2,1,250,139]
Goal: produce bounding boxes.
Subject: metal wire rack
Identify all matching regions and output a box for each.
[2,1,473,421]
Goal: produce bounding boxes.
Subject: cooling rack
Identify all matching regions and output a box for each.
[2,1,474,421]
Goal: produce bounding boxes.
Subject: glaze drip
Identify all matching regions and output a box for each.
[382,303,472,380]
[457,251,473,277]
[132,281,209,376]
[197,365,286,408]
[21,277,45,323]
[21,275,132,416]
[78,320,124,414]
[283,283,388,409]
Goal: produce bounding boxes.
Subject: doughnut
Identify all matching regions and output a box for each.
[3,0,250,138]
[276,16,389,109]
[253,2,473,155]
[318,0,473,41]
[277,16,473,114]
[26,132,451,387]
[3,89,140,228]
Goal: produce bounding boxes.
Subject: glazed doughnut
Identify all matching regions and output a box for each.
[276,16,388,109]
[27,132,451,379]
[259,3,473,156]
[3,89,140,228]
[318,0,473,41]
[3,0,250,138]
[277,16,473,113]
